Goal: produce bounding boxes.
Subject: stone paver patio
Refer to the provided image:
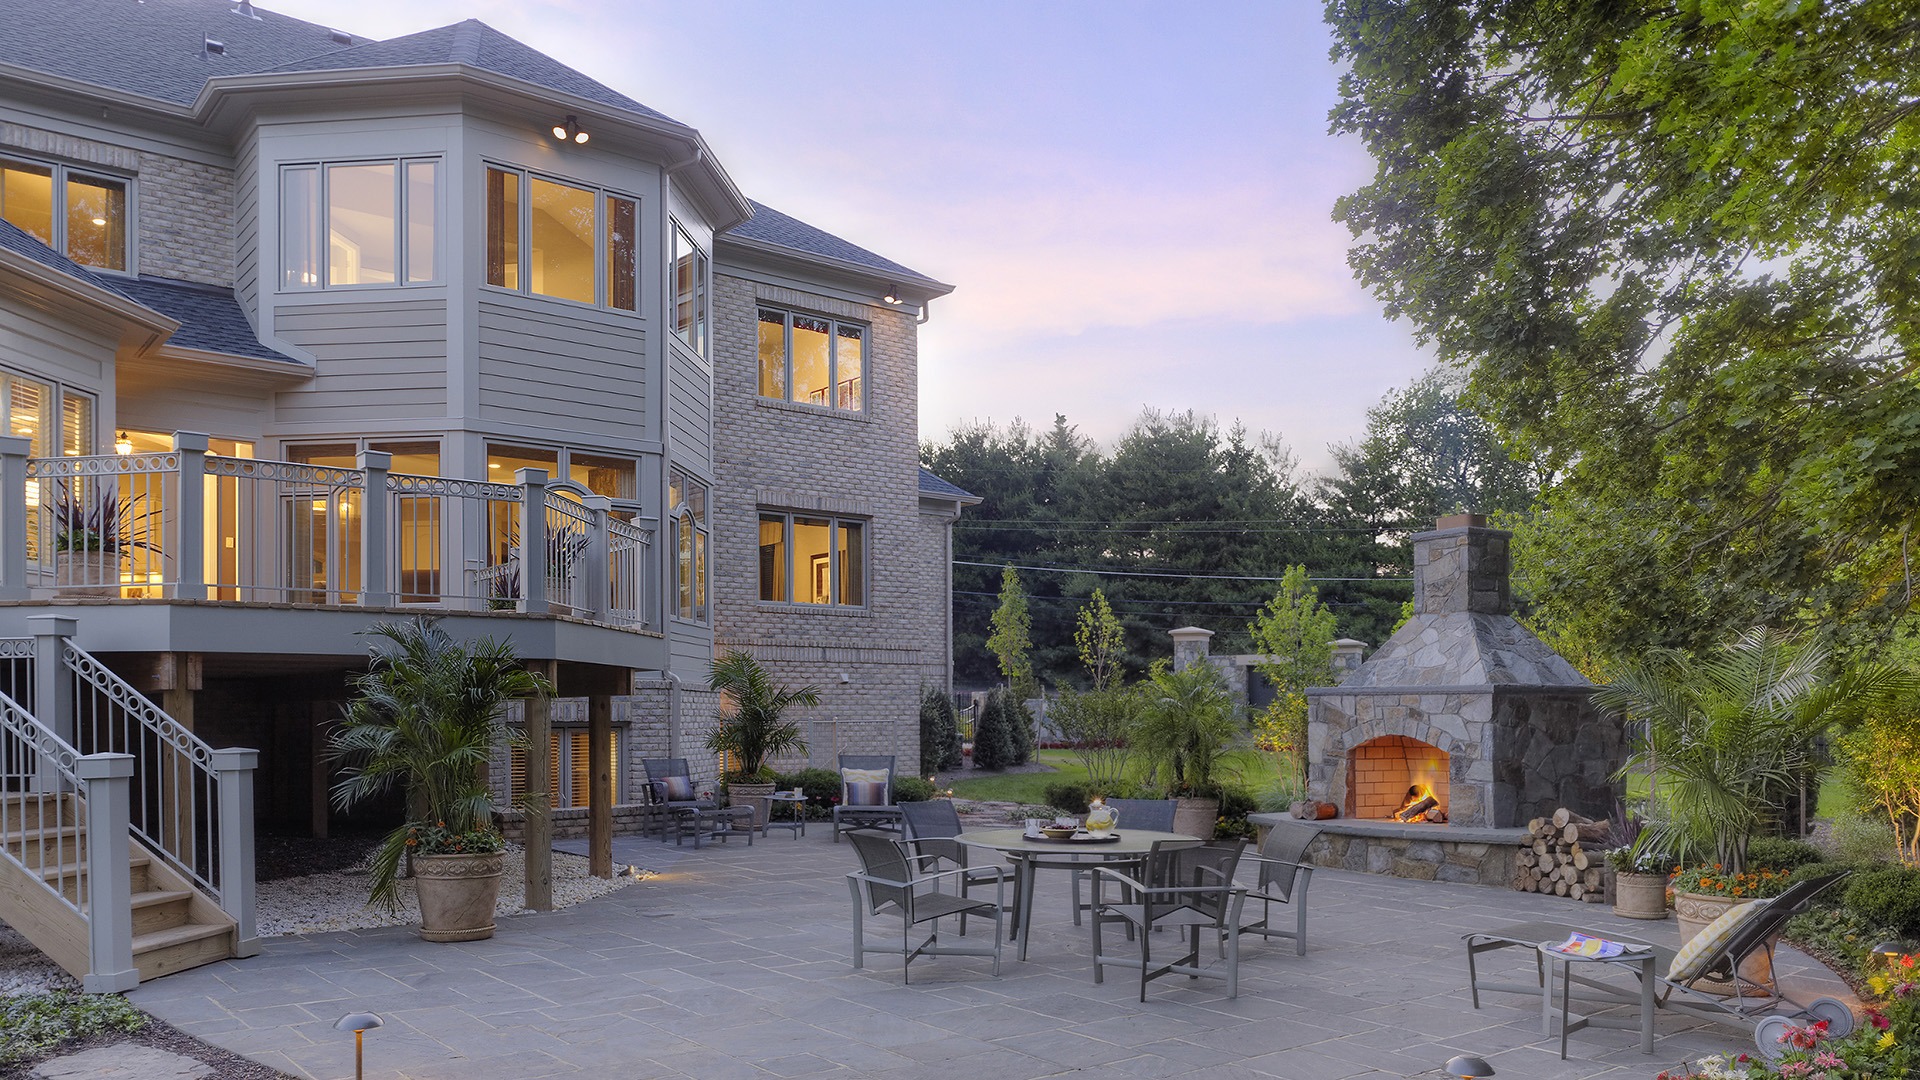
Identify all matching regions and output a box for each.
[126,827,1846,1080]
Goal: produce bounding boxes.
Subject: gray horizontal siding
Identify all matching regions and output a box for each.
[666,351,710,474]
[477,296,646,439]
[234,143,259,318]
[273,296,448,422]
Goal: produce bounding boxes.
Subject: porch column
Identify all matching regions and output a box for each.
[515,469,548,614]
[171,432,207,601]
[0,436,29,600]
[28,615,76,790]
[356,450,391,607]
[522,658,556,912]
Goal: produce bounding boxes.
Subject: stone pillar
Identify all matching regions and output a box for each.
[1330,639,1368,675]
[1169,626,1215,672]
[1412,512,1511,616]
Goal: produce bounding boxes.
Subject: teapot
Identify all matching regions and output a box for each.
[1084,800,1119,833]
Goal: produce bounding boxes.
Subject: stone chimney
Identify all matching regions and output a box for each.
[1169,626,1214,672]
[1413,512,1511,616]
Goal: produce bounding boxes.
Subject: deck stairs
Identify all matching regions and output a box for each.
[0,619,256,990]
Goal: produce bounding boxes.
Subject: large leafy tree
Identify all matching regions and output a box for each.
[1328,0,1920,660]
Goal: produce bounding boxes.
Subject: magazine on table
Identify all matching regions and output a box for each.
[1550,932,1649,958]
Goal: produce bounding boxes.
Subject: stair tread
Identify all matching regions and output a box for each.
[0,825,82,841]
[130,888,193,909]
[29,852,152,880]
[133,921,230,953]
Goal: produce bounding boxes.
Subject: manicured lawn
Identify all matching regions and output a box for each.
[950,747,1286,807]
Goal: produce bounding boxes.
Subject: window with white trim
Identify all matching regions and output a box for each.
[670,221,708,355]
[758,308,864,412]
[280,158,438,288]
[509,727,619,809]
[0,157,128,272]
[758,511,864,606]
[669,467,708,622]
[485,166,638,311]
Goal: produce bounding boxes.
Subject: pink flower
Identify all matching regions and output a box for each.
[1812,1052,1845,1069]
[1868,1009,1890,1030]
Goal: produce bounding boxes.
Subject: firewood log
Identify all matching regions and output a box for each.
[1570,845,1589,871]
[1533,838,1549,856]
[1528,816,1548,835]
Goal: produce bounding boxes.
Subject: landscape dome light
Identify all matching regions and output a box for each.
[1445,1055,1496,1079]
[334,1012,383,1080]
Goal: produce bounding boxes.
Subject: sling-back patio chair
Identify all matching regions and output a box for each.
[900,799,1012,934]
[1064,798,1177,926]
[846,829,1005,983]
[1228,819,1321,956]
[641,758,715,840]
[1090,838,1248,1000]
[832,754,904,841]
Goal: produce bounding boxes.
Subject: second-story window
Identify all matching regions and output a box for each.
[0,157,128,272]
[669,467,708,623]
[758,308,865,412]
[670,221,708,355]
[484,166,638,312]
[280,159,438,289]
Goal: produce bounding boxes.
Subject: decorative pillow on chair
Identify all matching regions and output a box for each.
[659,775,697,802]
[842,768,890,807]
[1668,898,1770,983]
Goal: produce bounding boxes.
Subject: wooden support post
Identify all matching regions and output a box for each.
[523,659,556,912]
[157,653,200,870]
[588,691,613,879]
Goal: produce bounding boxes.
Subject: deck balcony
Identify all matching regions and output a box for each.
[0,432,661,669]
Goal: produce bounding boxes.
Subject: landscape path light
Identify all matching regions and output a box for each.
[1444,1054,1495,1079]
[333,1011,383,1080]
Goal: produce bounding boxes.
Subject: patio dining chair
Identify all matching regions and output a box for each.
[1090,838,1248,1000]
[1228,819,1321,956]
[846,829,1005,983]
[1065,798,1177,926]
[642,758,715,840]
[832,754,904,841]
[900,799,1012,934]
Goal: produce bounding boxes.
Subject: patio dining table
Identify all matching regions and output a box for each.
[960,828,1192,961]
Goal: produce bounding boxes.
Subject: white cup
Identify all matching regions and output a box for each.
[1025,818,1044,833]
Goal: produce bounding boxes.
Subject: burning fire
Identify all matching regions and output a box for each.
[1393,784,1447,823]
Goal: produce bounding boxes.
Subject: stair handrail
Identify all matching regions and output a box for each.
[0,687,88,918]
[61,642,221,902]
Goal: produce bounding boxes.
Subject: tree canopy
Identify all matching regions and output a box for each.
[1328,0,1920,660]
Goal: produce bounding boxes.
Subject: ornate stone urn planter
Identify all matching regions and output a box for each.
[1172,796,1221,839]
[1674,889,1773,994]
[414,851,504,942]
[1610,871,1670,920]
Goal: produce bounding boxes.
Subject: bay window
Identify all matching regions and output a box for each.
[758,511,864,606]
[0,157,128,272]
[757,308,864,412]
[485,166,638,311]
[280,158,438,288]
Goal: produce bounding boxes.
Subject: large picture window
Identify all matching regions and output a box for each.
[485,166,638,311]
[0,157,128,272]
[280,158,438,288]
[758,511,864,606]
[670,221,708,355]
[757,308,864,412]
[669,467,708,622]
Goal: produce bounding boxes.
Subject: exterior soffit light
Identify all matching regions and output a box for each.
[552,116,588,144]
[882,285,903,305]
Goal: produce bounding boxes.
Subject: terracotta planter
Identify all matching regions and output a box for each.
[727,780,776,831]
[1611,871,1671,920]
[1674,889,1774,995]
[1172,796,1221,839]
[414,851,503,942]
[55,550,121,597]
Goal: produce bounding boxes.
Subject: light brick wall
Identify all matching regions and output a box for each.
[708,271,950,770]
[0,122,233,287]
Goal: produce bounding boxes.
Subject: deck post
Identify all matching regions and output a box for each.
[171,432,208,601]
[212,747,260,957]
[28,615,77,791]
[522,659,556,912]
[77,752,138,992]
[0,436,29,599]
[581,495,611,623]
[356,451,391,607]
[515,469,548,613]
[588,689,613,878]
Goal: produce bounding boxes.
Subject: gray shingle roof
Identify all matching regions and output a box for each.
[259,20,674,123]
[728,201,943,287]
[918,467,977,502]
[0,219,129,297]
[0,0,364,107]
[111,277,299,365]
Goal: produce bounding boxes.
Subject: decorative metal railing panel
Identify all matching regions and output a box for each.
[545,492,595,618]
[0,677,88,921]
[607,518,652,626]
[26,454,177,596]
[385,473,521,611]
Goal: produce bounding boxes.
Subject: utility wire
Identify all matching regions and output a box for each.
[953,558,1410,584]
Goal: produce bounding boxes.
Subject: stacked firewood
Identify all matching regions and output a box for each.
[1513,808,1610,901]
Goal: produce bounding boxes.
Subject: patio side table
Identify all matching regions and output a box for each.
[1537,940,1656,1059]
[763,790,807,838]
[672,806,755,849]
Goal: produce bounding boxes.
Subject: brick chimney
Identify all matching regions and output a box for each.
[1412,512,1511,616]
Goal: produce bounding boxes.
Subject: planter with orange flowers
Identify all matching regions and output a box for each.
[1670,864,1794,996]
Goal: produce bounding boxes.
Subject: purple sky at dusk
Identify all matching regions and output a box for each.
[265,0,1435,475]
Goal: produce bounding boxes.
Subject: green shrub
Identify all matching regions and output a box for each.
[1826,812,1900,864]
[1785,904,1884,979]
[1745,836,1824,871]
[894,776,937,802]
[0,991,145,1065]
[1007,693,1036,766]
[918,686,963,775]
[971,689,1018,770]
[1215,785,1258,839]
[1044,780,1093,814]
[1844,865,1920,936]
[771,767,843,814]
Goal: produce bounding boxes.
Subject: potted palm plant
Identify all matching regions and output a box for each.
[328,616,551,941]
[706,652,818,829]
[1133,660,1240,837]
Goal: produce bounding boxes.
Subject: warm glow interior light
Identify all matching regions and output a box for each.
[24,479,40,504]
[91,216,108,226]
[115,432,133,455]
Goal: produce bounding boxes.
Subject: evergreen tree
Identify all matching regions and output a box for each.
[971,688,1018,771]
[918,686,963,775]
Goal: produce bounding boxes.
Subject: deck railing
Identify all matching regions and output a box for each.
[0,433,655,631]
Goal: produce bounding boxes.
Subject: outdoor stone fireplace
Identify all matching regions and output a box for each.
[1305,514,1625,830]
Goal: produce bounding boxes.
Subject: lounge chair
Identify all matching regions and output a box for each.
[641,758,715,840]
[846,829,1004,983]
[1463,870,1857,1055]
[831,754,904,841]
[1090,839,1248,1000]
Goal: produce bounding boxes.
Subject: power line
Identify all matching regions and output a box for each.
[952,591,1378,610]
[953,558,1410,584]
